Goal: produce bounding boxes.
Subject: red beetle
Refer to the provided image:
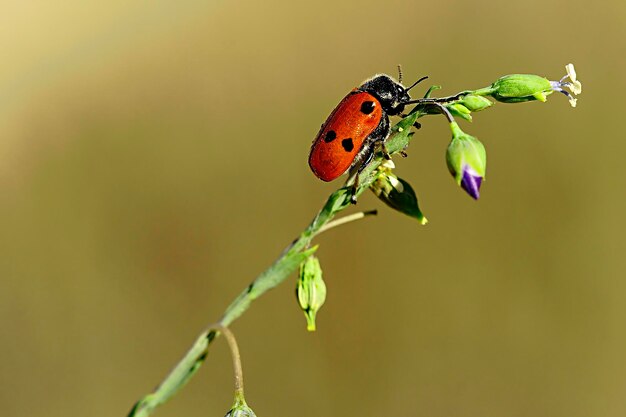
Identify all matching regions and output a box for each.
[308,72,425,203]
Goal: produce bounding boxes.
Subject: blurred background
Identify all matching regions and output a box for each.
[1,1,624,416]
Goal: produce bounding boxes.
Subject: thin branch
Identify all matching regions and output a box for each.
[208,325,244,395]
[317,210,378,234]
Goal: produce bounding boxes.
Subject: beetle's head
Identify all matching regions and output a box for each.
[359,74,411,116]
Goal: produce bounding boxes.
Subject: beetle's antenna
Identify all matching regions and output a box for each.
[397,65,403,84]
[406,76,429,92]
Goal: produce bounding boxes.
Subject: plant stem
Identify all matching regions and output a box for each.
[210,325,244,395]
[126,189,356,417]
[317,210,377,234]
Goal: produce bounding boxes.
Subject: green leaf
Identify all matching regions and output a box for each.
[424,85,442,98]
[370,169,427,224]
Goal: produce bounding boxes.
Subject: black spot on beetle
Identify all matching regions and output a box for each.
[324,130,337,142]
[342,138,354,152]
[360,101,375,115]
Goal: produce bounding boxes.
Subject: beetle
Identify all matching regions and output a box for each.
[308,71,426,203]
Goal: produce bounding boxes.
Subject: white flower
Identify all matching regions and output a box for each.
[565,63,582,94]
[550,63,583,107]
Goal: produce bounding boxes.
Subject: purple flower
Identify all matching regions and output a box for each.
[446,122,487,200]
[460,164,483,200]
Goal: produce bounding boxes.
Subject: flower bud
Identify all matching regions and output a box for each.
[370,161,427,224]
[446,122,486,200]
[487,64,582,107]
[224,404,256,417]
[447,103,472,121]
[296,255,326,331]
[490,74,553,103]
[459,94,493,112]
[224,394,257,417]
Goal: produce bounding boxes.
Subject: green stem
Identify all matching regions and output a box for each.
[213,325,244,396]
[471,86,497,96]
[126,189,372,417]
[318,210,377,234]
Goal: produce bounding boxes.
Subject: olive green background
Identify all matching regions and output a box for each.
[1,1,624,416]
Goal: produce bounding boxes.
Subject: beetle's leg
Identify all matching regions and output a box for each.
[350,175,359,204]
[349,145,378,204]
[381,142,392,160]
